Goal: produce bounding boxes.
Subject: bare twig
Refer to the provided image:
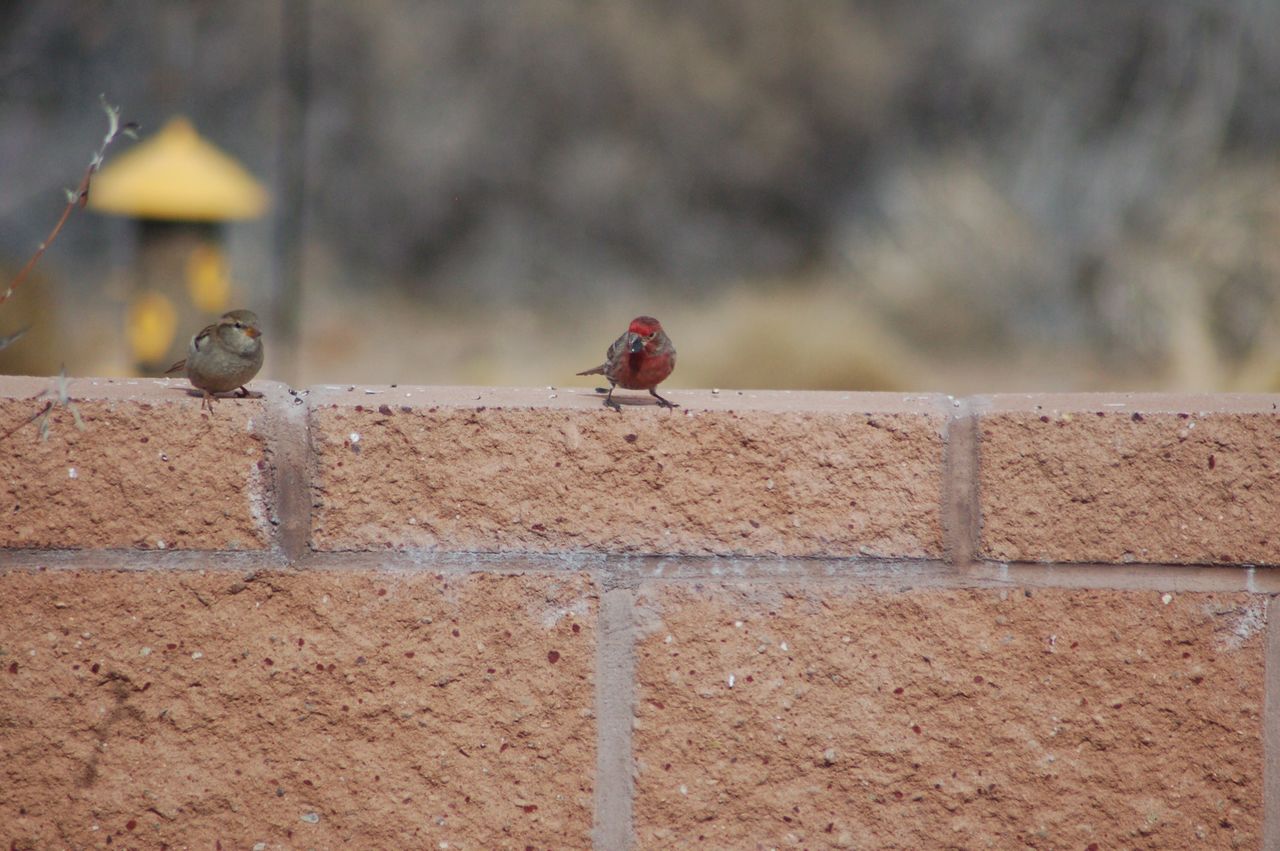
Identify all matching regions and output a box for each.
[0,326,29,353]
[1,367,84,442]
[0,95,137,309]
[1,98,134,442]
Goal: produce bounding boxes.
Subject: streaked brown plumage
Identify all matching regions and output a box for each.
[166,309,264,413]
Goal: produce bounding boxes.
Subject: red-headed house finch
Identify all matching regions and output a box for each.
[577,315,678,412]
[165,309,264,413]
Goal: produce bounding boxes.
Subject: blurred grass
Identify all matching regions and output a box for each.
[290,277,1108,394]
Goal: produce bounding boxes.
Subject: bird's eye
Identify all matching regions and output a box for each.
[234,321,244,328]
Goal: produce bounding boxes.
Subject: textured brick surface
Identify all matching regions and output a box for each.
[977,394,1280,564]
[308,386,947,556]
[0,377,276,550]
[633,582,1265,849]
[0,568,596,849]
[4,378,1279,846]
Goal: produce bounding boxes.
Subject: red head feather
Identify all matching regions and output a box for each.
[628,316,663,336]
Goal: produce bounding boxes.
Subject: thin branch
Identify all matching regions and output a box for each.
[0,98,134,443]
[0,326,29,353]
[0,95,138,308]
[0,367,84,442]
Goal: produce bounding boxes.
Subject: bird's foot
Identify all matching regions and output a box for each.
[650,390,678,409]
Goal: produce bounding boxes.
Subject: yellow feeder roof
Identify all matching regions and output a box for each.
[89,116,269,221]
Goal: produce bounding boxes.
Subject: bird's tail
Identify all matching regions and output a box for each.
[576,364,607,376]
[164,359,186,375]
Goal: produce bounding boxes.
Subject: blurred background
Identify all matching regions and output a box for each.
[2,0,1279,393]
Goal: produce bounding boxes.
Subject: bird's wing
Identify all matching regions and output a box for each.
[191,324,217,352]
[167,323,217,374]
[577,331,629,376]
[604,331,629,365]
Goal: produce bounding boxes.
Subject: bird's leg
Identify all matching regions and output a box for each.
[649,388,678,409]
[604,383,622,413]
[201,391,216,415]
[237,385,251,398]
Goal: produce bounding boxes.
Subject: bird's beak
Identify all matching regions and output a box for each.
[628,334,645,354]
[244,327,262,339]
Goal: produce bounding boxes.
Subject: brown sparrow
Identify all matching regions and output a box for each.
[166,309,264,413]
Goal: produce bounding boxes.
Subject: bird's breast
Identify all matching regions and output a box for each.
[613,350,675,390]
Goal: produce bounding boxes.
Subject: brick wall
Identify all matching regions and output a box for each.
[1,377,1277,849]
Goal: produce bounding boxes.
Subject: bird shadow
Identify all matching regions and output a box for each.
[166,386,264,401]
[583,387,667,407]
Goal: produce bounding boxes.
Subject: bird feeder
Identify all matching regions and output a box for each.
[89,116,268,372]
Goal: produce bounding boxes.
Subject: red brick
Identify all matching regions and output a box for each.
[977,394,1280,564]
[633,582,1264,848]
[308,386,947,556]
[0,377,276,550]
[0,567,596,848]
